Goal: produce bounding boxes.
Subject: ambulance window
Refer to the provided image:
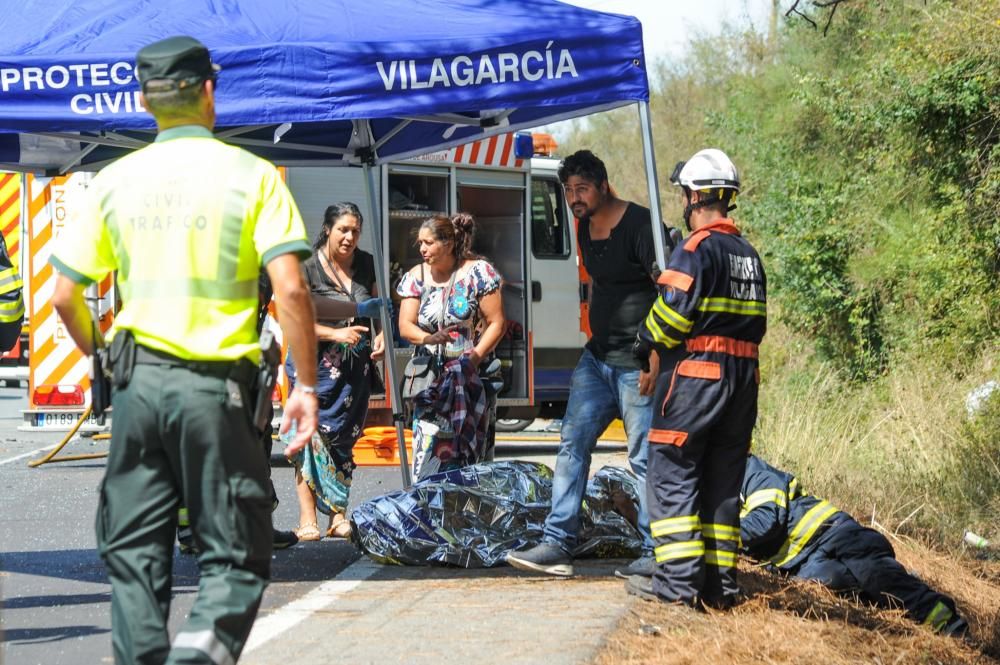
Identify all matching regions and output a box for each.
[531,178,570,259]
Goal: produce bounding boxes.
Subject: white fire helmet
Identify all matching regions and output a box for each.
[672,148,740,194]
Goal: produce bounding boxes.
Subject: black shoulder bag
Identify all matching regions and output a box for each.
[400,265,454,400]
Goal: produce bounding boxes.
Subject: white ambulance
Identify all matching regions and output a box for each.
[284,132,586,430]
[16,133,589,431]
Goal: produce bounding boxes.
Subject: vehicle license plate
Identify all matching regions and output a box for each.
[33,411,101,429]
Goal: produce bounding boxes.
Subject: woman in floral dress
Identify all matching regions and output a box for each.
[287,202,384,541]
[396,213,505,478]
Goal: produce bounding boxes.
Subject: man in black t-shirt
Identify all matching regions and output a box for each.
[508,150,677,577]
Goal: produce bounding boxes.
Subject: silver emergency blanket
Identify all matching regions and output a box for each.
[351,461,643,567]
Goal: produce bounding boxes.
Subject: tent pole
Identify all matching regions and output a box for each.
[637,101,668,271]
[363,162,413,488]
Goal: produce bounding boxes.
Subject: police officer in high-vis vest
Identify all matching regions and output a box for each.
[628,149,766,610]
[0,232,24,352]
[51,36,320,665]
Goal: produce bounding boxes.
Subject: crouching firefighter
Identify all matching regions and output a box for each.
[50,35,319,665]
[627,149,766,610]
[740,454,969,637]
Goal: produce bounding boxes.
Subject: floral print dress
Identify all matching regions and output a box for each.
[396,259,501,477]
[396,259,502,357]
[286,249,377,514]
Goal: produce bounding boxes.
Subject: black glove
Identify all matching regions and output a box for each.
[632,337,652,373]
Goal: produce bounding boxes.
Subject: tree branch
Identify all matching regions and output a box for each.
[785,1,818,30]
[785,0,854,35]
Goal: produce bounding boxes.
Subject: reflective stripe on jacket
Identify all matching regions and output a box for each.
[0,235,24,326]
[739,454,849,571]
[640,219,766,351]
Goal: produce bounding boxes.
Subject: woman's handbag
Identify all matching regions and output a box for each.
[401,354,439,400]
[401,265,456,400]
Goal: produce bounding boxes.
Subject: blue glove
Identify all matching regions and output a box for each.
[356,298,391,319]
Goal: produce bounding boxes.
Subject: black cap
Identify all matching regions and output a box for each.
[135,36,220,92]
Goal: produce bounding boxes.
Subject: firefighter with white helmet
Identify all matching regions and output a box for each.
[626,148,767,609]
[673,148,741,229]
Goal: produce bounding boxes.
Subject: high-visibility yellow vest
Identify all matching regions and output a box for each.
[0,265,23,324]
[50,125,310,362]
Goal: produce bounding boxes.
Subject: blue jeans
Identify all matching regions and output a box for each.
[543,349,654,554]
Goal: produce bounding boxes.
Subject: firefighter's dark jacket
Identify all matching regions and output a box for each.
[739,454,850,571]
[639,219,766,351]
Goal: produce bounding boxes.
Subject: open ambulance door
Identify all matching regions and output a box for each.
[525,170,587,417]
[379,160,532,411]
[456,168,531,408]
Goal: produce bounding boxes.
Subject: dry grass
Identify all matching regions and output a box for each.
[754,319,1000,543]
[594,542,1000,665]
[594,323,1000,663]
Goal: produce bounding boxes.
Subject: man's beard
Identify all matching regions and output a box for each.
[572,200,601,220]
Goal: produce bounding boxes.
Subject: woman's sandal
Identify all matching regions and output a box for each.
[326,513,352,539]
[294,522,322,542]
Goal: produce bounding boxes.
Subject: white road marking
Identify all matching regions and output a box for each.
[0,444,57,467]
[242,557,380,654]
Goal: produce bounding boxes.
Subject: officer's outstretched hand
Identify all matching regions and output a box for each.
[356,297,392,319]
[280,388,319,456]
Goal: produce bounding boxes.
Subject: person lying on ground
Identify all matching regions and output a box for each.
[739,453,969,636]
[625,453,970,637]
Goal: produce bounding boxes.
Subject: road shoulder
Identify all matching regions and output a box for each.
[242,560,634,665]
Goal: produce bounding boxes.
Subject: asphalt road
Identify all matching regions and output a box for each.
[0,386,621,665]
[0,385,404,665]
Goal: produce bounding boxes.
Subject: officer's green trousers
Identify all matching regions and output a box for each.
[96,363,273,665]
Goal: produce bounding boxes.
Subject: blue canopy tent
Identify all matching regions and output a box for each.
[0,0,669,485]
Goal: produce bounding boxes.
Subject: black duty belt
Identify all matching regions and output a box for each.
[134,344,256,384]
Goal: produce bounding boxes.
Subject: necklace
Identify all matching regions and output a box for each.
[320,246,353,295]
[586,219,615,260]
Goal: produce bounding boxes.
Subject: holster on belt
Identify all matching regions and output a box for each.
[108,330,137,389]
[90,348,112,418]
[253,328,280,432]
[91,326,136,418]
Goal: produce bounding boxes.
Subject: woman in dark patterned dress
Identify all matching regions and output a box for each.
[287,202,384,541]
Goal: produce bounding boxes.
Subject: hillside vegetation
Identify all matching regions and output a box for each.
[562,0,999,543]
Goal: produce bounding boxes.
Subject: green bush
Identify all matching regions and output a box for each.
[560,0,1000,543]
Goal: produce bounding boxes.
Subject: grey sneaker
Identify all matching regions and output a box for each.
[624,574,657,601]
[506,543,574,577]
[615,554,655,579]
